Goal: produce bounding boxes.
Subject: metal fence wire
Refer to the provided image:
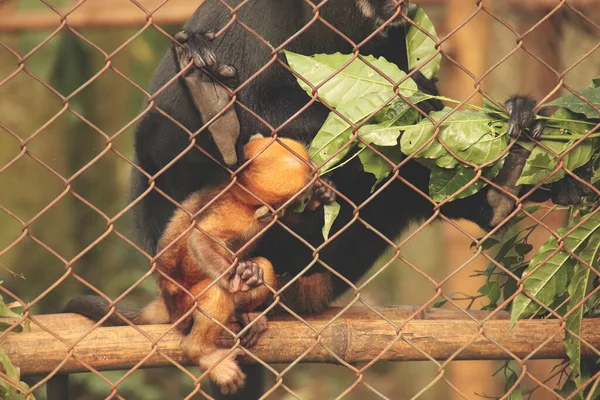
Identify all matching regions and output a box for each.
[1,0,600,399]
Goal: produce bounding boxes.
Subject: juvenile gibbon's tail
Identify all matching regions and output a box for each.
[60,294,147,325]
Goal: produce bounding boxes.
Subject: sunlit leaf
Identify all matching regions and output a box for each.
[511,213,600,327]
[547,85,600,119]
[322,201,341,241]
[564,230,600,387]
[406,5,442,79]
[284,51,417,108]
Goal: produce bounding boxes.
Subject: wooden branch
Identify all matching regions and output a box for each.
[0,0,453,33]
[0,0,204,33]
[1,306,599,376]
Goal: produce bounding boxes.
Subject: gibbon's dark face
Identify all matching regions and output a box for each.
[355,0,410,27]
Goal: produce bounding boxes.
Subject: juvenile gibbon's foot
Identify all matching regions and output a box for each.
[505,95,547,139]
[229,261,264,293]
[199,348,245,395]
[174,30,239,88]
[234,311,268,348]
[307,176,337,211]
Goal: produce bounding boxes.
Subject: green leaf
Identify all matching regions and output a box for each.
[309,92,393,171]
[406,5,441,79]
[510,213,600,328]
[322,201,341,241]
[564,230,600,387]
[0,322,23,333]
[503,277,519,304]
[358,124,403,146]
[371,99,422,128]
[471,237,500,251]
[358,144,404,191]
[0,299,22,320]
[516,138,596,185]
[505,369,523,400]
[479,281,501,304]
[431,298,448,308]
[514,243,534,256]
[428,159,505,203]
[547,85,600,119]
[284,51,417,108]
[0,348,30,400]
[400,109,508,169]
[546,108,593,134]
[289,193,310,213]
[483,97,506,114]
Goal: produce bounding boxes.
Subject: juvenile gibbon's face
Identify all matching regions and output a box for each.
[355,0,410,28]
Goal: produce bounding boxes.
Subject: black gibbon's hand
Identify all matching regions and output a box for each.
[487,95,594,227]
[504,95,594,205]
[505,95,547,140]
[174,30,241,166]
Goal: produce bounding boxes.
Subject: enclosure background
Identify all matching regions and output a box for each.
[1,0,599,399]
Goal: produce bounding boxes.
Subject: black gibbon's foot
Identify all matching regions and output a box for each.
[229,261,264,293]
[173,30,241,166]
[551,162,595,205]
[174,30,239,88]
[307,176,337,211]
[505,95,547,139]
[234,312,268,348]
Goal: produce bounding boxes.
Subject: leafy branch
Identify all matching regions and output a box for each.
[286,4,600,398]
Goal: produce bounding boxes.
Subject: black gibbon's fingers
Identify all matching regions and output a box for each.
[236,312,268,348]
[410,69,444,113]
[505,95,547,139]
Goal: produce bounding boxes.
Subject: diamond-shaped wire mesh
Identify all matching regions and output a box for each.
[1,0,600,399]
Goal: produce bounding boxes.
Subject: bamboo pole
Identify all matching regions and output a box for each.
[442,0,496,398]
[0,0,440,33]
[2,307,599,377]
[517,10,566,399]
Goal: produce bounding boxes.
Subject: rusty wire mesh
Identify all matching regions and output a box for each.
[1,0,600,399]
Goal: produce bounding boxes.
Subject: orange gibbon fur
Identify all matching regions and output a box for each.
[139,135,312,394]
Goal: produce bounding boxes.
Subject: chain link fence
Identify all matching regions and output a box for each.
[1,0,600,399]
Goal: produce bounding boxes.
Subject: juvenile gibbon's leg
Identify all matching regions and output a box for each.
[139,296,171,324]
[180,284,245,395]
